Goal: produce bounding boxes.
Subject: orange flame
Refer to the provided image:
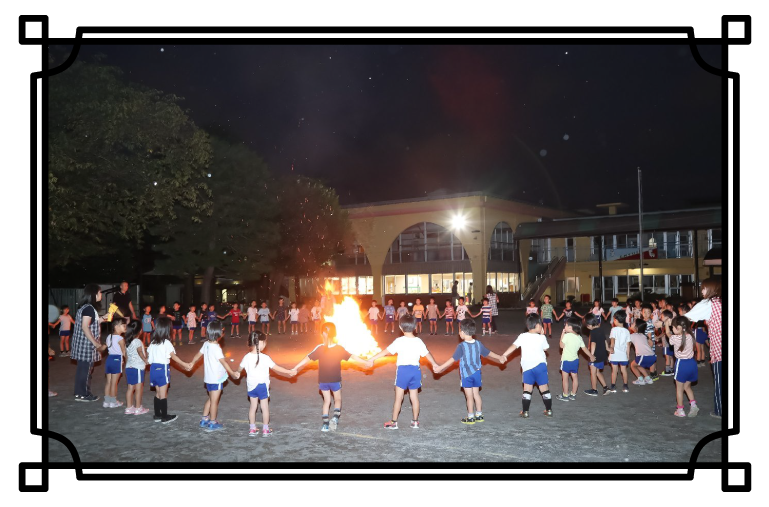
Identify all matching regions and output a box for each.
[325,297,382,359]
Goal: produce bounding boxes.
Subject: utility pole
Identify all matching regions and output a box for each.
[638,167,644,301]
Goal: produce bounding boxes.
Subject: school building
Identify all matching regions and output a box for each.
[294,192,722,307]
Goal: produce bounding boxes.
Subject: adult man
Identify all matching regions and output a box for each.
[112,281,137,322]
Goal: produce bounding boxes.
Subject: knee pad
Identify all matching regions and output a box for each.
[522,392,532,400]
[541,390,552,400]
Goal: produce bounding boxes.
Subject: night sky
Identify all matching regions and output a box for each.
[74,43,723,213]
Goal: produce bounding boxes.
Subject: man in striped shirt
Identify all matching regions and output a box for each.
[433,319,506,424]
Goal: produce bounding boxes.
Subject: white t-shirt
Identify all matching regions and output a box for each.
[239,352,276,391]
[513,332,549,372]
[311,306,322,319]
[368,307,380,319]
[257,308,271,322]
[106,334,123,356]
[200,341,227,384]
[386,336,429,366]
[125,339,146,370]
[148,339,176,365]
[186,311,197,328]
[247,307,259,321]
[289,308,300,322]
[456,304,469,320]
[609,327,632,361]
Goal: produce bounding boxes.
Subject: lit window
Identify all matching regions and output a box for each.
[385,275,406,294]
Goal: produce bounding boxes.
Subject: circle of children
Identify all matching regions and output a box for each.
[49,291,712,437]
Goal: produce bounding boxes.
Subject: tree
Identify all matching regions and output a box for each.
[151,137,281,303]
[267,176,352,303]
[48,61,213,269]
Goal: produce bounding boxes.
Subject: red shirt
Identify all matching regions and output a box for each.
[228,308,241,323]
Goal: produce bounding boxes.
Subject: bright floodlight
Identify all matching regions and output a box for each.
[451,214,466,230]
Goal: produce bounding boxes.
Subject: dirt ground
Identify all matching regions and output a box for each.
[46,310,722,463]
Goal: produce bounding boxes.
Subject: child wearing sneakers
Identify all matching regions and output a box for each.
[640,306,659,380]
[148,317,192,424]
[556,317,596,402]
[629,319,656,386]
[289,302,300,335]
[237,331,296,436]
[369,314,439,429]
[669,316,699,417]
[188,321,241,431]
[455,297,470,329]
[606,310,631,394]
[583,314,609,396]
[434,319,506,424]
[247,300,259,335]
[292,322,372,432]
[51,306,75,357]
[186,305,197,345]
[103,318,127,408]
[501,314,554,418]
[426,298,440,335]
[258,301,271,335]
[441,300,455,335]
[412,298,425,334]
[471,297,493,336]
[124,321,150,415]
[540,295,555,338]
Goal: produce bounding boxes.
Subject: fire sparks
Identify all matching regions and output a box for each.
[325,296,381,359]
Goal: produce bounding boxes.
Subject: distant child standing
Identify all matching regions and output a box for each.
[237,331,296,436]
[471,298,493,336]
[198,302,209,340]
[51,306,75,357]
[141,306,154,346]
[311,300,323,334]
[292,322,371,432]
[540,295,555,338]
[258,301,271,335]
[124,320,149,415]
[583,314,609,396]
[629,319,656,386]
[396,300,410,322]
[247,300,259,334]
[426,298,440,335]
[606,298,622,327]
[590,299,606,325]
[367,301,381,335]
[289,302,300,335]
[606,310,631,394]
[659,309,676,376]
[369,315,439,429]
[433,319,506,424]
[186,305,197,345]
[455,297,470,328]
[299,303,310,333]
[556,317,595,401]
[525,299,538,315]
[412,298,425,334]
[103,318,127,408]
[383,299,396,334]
[669,316,699,417]
[148,317,192,424]
[226,303,242,338]
[501,314,554,418]
[188,321,240,431]
[441,300,455,336]
[274,298,287,335]
[556,300,583,323]
[169,302,183,346]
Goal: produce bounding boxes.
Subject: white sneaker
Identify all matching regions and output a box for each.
[632,378,646,386]
[688,404,700,417]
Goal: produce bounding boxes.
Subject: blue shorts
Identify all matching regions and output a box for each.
[674,358,698,383]
[610,360,629,366]
[561,359,579,374]
[430,318,437,322]
[461,369,482,388]
[386,315,394,322]
[665,346,674,357]
[206,382,225,391]
[319,382,341,392]
[149,363,171,387]
[522,362,549,386]
[589,361,605,370]
[482,317,491,324]
[142,326,153,333]
[126,367,145,385]
[248,383,270,400]
[249,320,256,325]
[395,365,422,390]
[260,319,269,323]
[446,318,453,323]
[105,354,122,374]
[172,324,182,330]
[543,318,552,324]
[415,317,422,323]
[696,329,708,344]
[59,330,71,337]
[636,355,656,368]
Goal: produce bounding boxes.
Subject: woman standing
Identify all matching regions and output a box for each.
[71,284,108,402]
[485,285,499,334]
[683,277,722,419]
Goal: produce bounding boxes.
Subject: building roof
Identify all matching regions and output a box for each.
[341,191,568,213]
[514,207,722,240]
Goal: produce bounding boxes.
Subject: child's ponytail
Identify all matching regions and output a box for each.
[672,316,692,353]
[248,331,267,367]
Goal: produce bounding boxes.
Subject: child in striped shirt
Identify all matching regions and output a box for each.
[669,316,699,417]
[433,319,506,424]
[471,298,493,336]
[441,300,455,336]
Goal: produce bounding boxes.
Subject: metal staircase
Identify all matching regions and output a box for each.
[521,256,566,303]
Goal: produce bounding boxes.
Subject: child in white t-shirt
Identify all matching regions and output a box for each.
[606,310,631,394]
[258,302,271,336]
[188,321,240,431]
[502,314,554,418]
[368,301,382,335]
[455,297,470,328]
[148,318,192,424]
[311,300,323,334]
[247,300,259,334]
[186,305,197,345]
[237,331,296,437]
[289,302,300,335]
[124,321,150,415]
[103,318,127,408]
[369,315,438,429]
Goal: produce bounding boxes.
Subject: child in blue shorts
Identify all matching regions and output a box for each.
[659,309,676,376]
[556,317,595,402]
[383,299,396,334]
[147,317,192,424]
[434,319,506,424]
[103,318,127,408]
[501,314,554,418]
[369,315,438,429]
[629,319,656,386]
[124,321,150,415]
[606,310,631,394]
[695,320,708,367]
[293,322,371,431]
[188,321,240,431]
[670,316,699,418]
[584,313,609,396]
